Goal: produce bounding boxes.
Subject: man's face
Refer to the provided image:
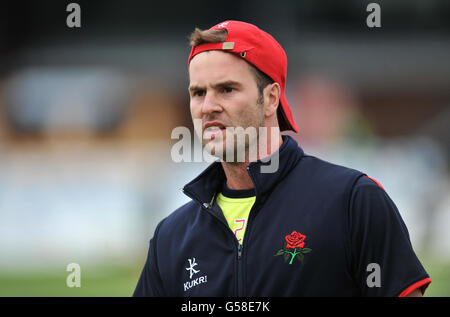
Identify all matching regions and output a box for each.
[188,50,265,160]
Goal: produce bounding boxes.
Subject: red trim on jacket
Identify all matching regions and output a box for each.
[398,277,432,297]
[363,175,385,190]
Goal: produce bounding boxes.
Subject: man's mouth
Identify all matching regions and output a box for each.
[203,122,226,140]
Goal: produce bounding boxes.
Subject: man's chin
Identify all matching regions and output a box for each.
[203,143,251,164]
[202,140,226,158]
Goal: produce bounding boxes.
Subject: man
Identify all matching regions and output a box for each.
[134,20,431,297]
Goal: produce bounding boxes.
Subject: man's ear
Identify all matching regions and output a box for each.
[264,82,281,117]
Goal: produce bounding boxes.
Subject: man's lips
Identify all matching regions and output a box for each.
[203,121,226,140]
[203,121,226,130]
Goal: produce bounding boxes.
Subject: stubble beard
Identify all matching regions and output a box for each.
[202,103,265,164]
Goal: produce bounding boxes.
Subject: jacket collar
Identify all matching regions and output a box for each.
[182,135,304,207]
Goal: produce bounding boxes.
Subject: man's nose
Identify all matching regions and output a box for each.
[202,91,223,114]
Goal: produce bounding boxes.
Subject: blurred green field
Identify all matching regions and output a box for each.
[0,265,142,297]
[0,257,449,296]
[420,257,450,297]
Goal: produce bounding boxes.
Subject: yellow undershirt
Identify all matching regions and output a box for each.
[216,193,256,245]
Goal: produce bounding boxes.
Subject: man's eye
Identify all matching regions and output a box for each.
[193,90,205,97]
[223,87,234,93]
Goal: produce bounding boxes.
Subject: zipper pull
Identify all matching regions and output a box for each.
[202,193,216,210]
[238,244,243,259]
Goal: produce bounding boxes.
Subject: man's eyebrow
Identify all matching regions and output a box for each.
[212,80,242,89]
[188,85,203,93]
[188,80,242,92]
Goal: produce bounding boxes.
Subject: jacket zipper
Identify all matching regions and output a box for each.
[203,199,245,296]
[183,165,261,297]
[183,188,244,295]
[235,165,260,297]
[237,243,244,297]
[236,201,260,297]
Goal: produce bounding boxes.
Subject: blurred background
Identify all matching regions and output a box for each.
[0,0,449,296]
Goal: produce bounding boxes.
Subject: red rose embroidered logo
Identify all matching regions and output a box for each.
[274,231,312,265]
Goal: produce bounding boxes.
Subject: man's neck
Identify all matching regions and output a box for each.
[222,162,253,190]
[221,133,283,190]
